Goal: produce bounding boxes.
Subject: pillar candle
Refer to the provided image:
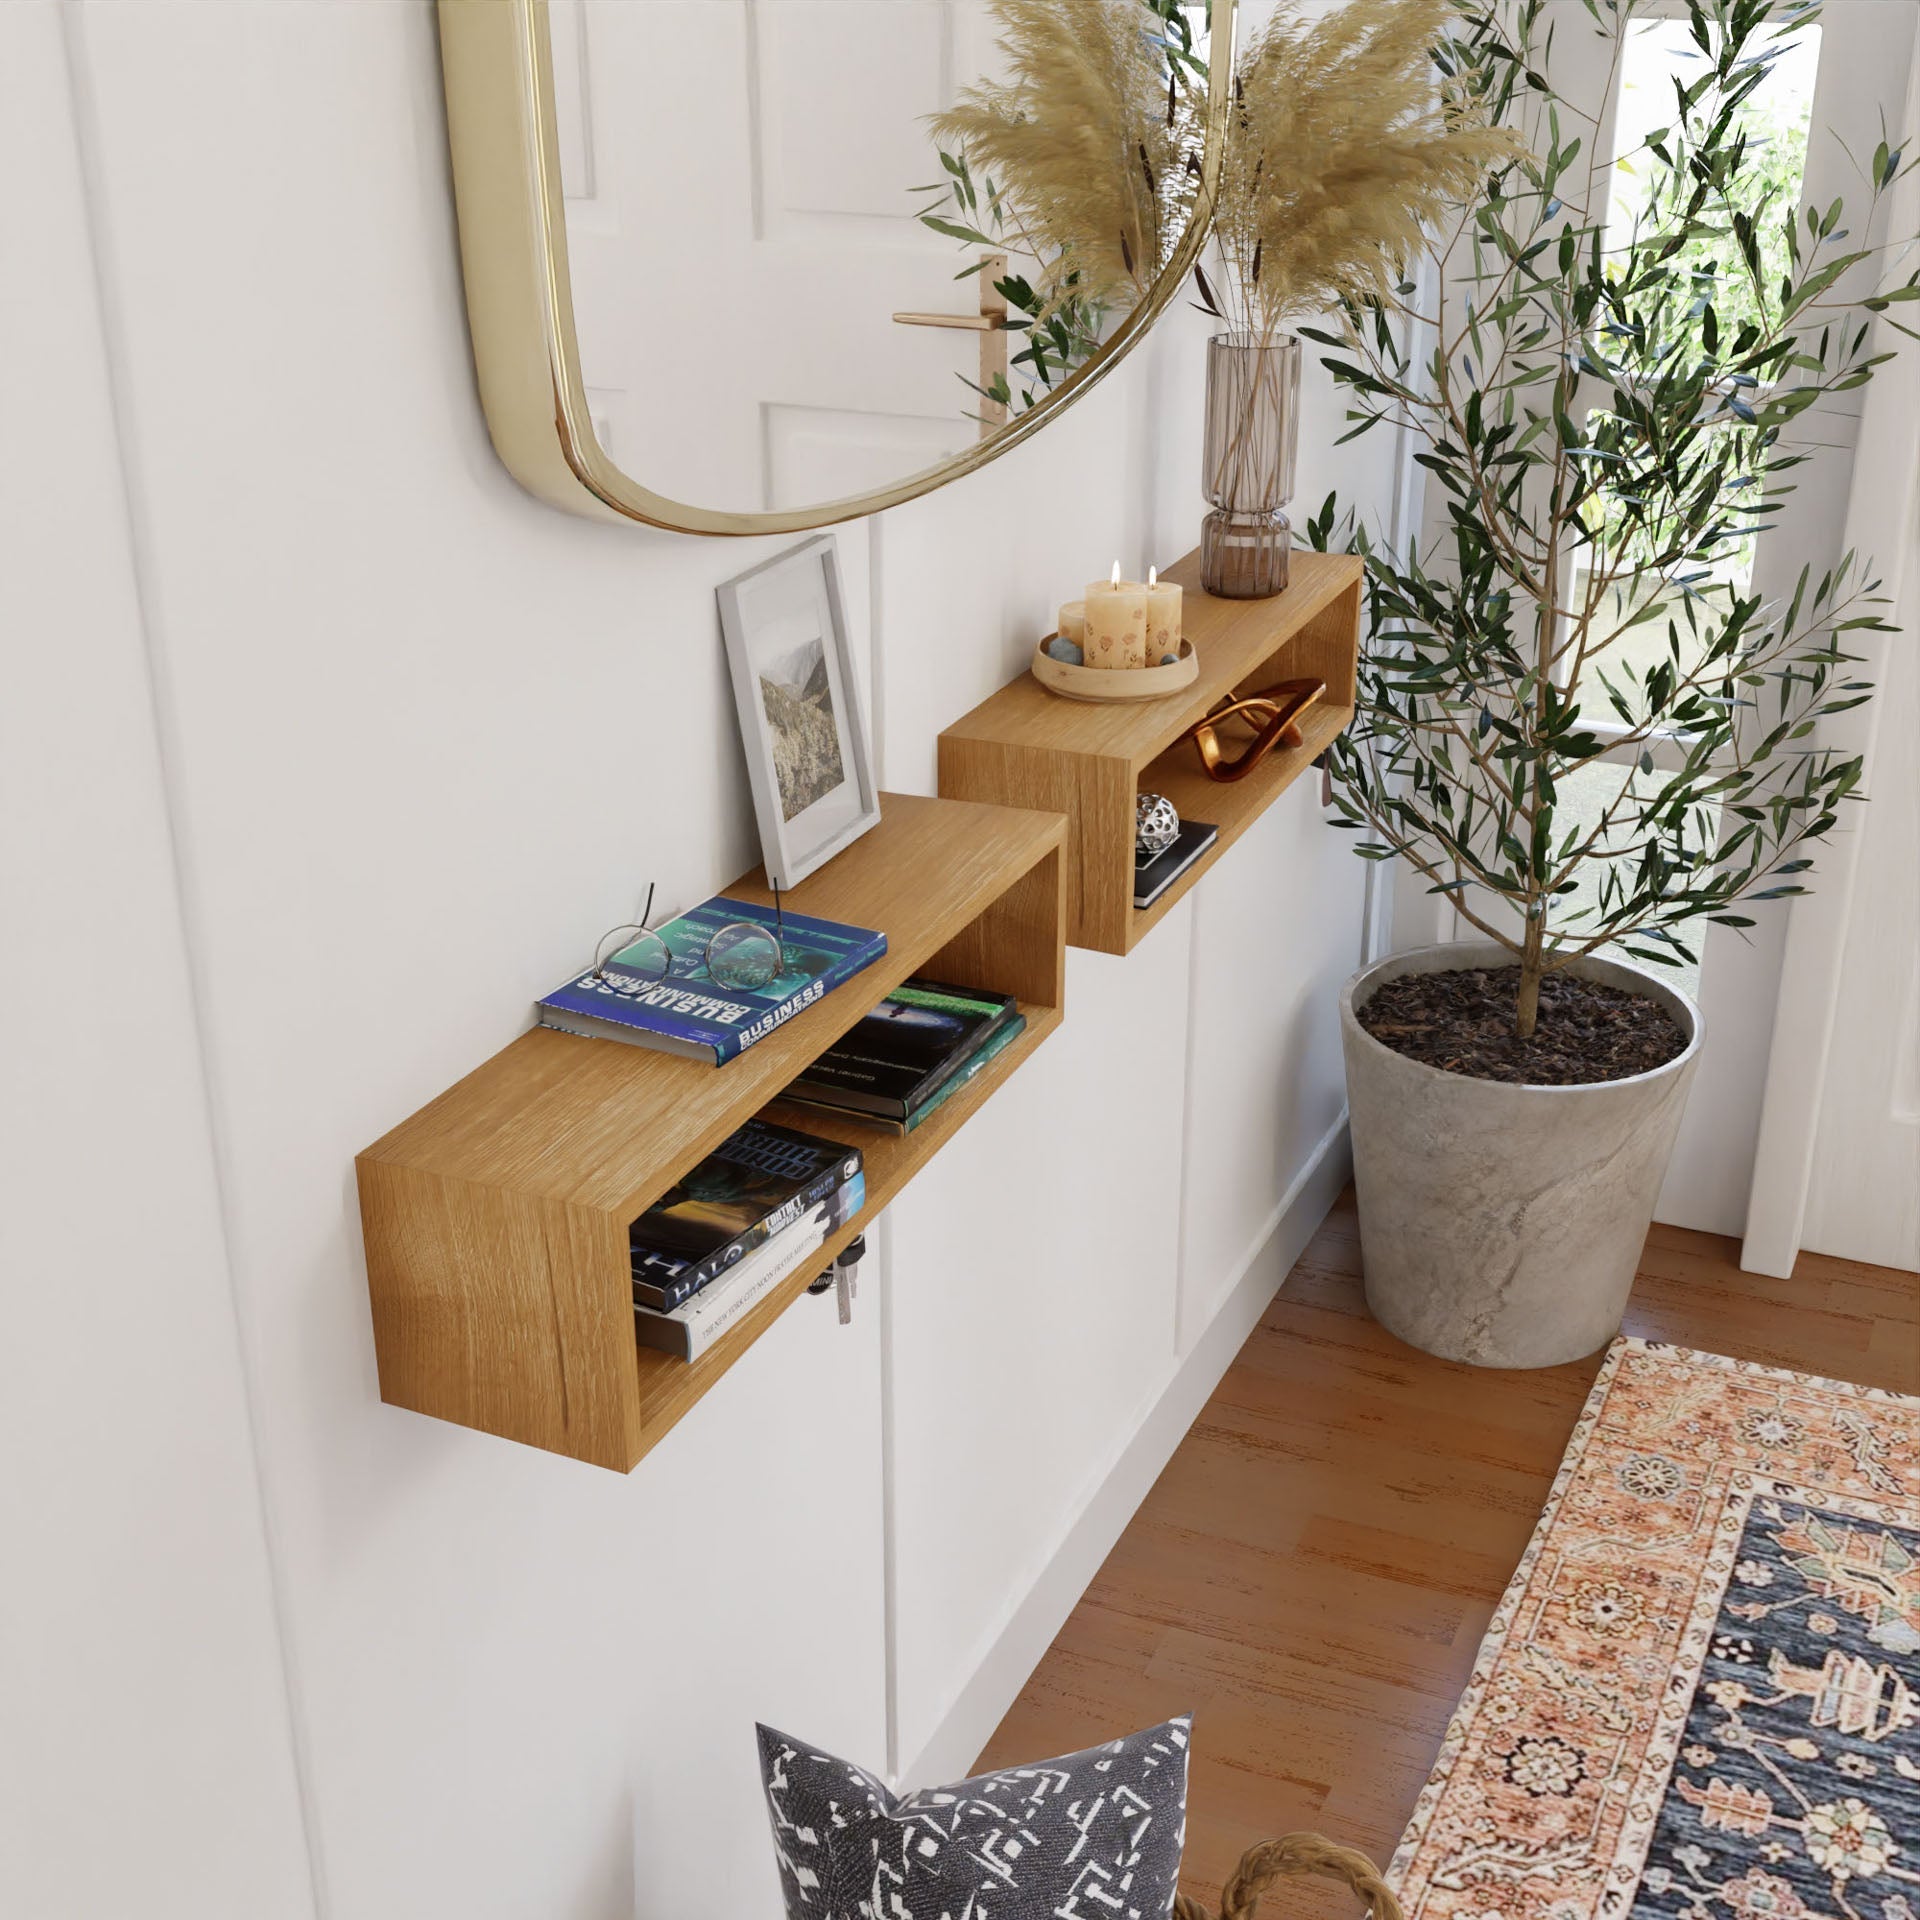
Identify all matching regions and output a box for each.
[1083,565,1148,669]
[1057,600,1087,647]
[1144,568,1183,665]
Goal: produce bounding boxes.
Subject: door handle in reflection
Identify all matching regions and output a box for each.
[890,313,1008,332]
[893,252,1010,437]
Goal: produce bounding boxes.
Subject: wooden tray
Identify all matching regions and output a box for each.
[1031,636,1199,704]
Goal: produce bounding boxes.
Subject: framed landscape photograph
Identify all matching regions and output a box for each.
[717,535,881,890]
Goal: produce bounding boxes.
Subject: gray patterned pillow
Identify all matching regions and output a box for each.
[756,1715,1192,1920]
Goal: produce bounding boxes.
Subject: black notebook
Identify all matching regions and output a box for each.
[1134,819,1220,908]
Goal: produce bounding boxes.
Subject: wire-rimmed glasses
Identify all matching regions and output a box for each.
[592,883,792,996]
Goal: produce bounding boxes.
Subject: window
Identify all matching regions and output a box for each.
[1565,17,1821,733]
[1553,16,1821,994]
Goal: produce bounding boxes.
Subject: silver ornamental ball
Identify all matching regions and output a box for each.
[1136,792,1179,856]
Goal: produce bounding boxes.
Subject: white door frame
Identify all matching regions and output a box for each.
[1742,36,1920,1277]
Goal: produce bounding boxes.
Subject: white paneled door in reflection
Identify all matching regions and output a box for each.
[553,0,1000,514]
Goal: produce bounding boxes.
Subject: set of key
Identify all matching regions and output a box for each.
[805,1234,866,1324]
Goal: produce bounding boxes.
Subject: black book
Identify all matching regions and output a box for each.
[783,980,1018,1121]
[790,1012,1028,1137]
[1134,819,1220,909]
[629,1119,863,1312]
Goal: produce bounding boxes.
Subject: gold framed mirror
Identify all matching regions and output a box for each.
[437,0,1236,534]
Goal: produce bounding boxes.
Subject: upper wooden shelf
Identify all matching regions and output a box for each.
[938,548,1363,953]
[357,793,1066,1471]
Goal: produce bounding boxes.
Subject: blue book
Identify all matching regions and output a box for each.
[537,896,887,1065]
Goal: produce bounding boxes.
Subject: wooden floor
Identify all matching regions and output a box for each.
[976,1191,1918,1916]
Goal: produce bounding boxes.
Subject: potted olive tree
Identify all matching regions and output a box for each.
[1313,0,1914,1365]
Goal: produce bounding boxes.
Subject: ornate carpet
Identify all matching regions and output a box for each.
[1389,1339,1920,1920]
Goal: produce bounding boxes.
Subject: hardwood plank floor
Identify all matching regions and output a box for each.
[975,1192,1919,1915]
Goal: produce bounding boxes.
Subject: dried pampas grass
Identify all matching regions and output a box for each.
[1212,0,1520,336]
[929,0,1200,322]
[928,0,1517,347]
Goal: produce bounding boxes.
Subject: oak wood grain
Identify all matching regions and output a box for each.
[938,550,1362,953]
[941,552,1359,764]
[975,1192,1919,1912]
[357,793,1067,1470]
[361,796,1063,1216]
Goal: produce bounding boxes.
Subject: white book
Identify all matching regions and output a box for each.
[634,1175,863,1362]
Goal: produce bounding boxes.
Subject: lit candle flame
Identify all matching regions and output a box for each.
[1148,566,1158,587]
[1110,561,1121,587]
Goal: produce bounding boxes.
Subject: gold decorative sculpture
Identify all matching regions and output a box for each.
[1183,678,1325,782]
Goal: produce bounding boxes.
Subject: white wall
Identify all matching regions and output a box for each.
[5,6,1398,1919]
[0,9,314,1914]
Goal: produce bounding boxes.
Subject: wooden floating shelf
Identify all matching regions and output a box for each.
[357,794,1066,1471]
[938,549,1363,955]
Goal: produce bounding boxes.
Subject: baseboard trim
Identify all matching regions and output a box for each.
[899,1113,1352,1787]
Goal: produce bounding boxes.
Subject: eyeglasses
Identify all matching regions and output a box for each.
[1184,676,1325,782]
[592,883,792,997]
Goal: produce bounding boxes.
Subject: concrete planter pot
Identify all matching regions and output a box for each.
[1340,942,1703,1368]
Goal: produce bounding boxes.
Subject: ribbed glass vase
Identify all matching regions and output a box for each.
[1200,332,1301,599]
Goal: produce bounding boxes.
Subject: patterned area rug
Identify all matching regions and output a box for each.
[1390,1338,1920,1920]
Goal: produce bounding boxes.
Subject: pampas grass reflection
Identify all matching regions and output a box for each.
[929,0,1203,324]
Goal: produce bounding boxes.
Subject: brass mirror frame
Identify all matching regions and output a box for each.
[437,0,1238,534]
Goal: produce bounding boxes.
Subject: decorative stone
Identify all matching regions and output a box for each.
[1340,942,1704,1369]
[1135,792,1179,855]
[1159,653,1178,666]
[1043,635,1084,665]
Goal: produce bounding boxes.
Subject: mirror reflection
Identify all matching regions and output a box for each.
[546,0,1212,515]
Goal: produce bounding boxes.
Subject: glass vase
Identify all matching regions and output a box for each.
[1200,332,1301,599]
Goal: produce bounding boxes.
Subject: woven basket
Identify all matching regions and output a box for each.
[1173,1834,1403,1920]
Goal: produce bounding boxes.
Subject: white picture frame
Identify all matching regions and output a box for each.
[716,535,881,890]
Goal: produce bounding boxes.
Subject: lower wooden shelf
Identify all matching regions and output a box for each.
[357,793,1065,1471]
[628,1002,1060,1457]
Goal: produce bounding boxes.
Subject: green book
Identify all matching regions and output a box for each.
[902,1013,1027,1132]
[786,1011,1027,1136]
[785,979,1019,1120]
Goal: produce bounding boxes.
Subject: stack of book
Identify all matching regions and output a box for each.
[1135,818,1219,909]
[630,1118,864,1360]
[537,895,887,1065]
[782,979,1027,1135]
